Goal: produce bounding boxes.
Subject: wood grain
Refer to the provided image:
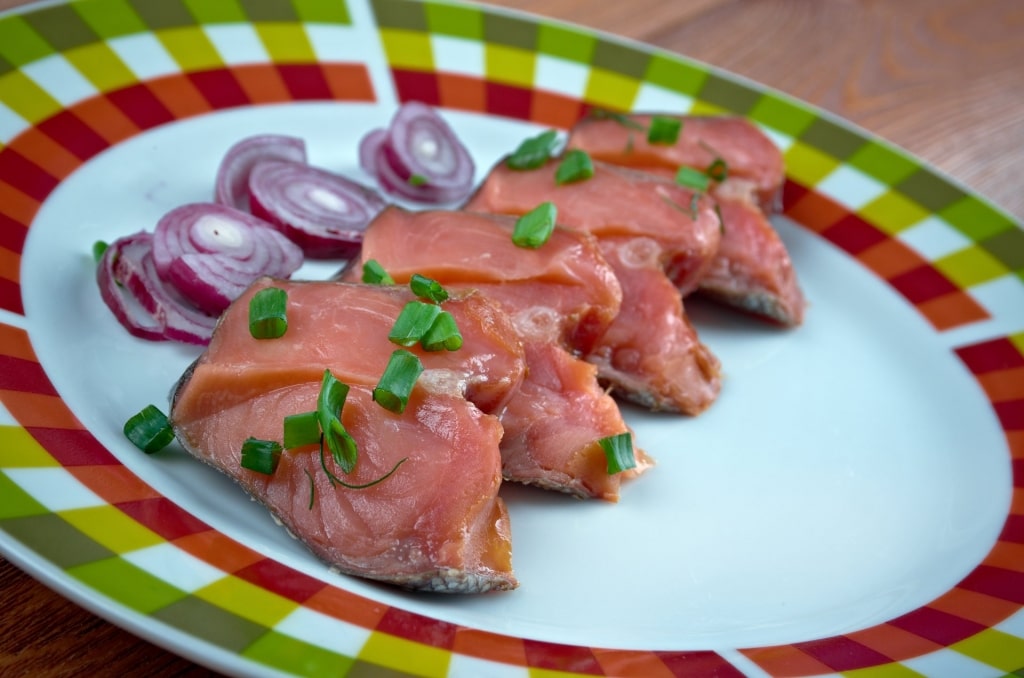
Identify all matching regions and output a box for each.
[0,0,1021,675]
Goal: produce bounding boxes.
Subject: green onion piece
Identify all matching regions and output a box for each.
[408,173,428,186]
[421,310,463,352]
[555,149,594,185]
[304,468,315,509]
[362,259,395,285]
[675,166,711,193]
[319,443,408,489]
[512,201,558,249]
[409,273,449,303]
[240,437,282,475]
[389,300,442,347]
[317,370,357,473]
[506,129,561,170]
[589,108,647,131]
[92,240,108,263]
[283,410,320,449]
[249,287,288,339]
[707,157,728,182]
[598,432,636,475]
[647,115,681,145]
[373,349,423,414]
[123,404,175,454]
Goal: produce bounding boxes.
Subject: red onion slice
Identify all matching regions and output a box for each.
[97,232,218,345]
[152,202,303,314]
[248,159,388,259]
[359,102,475,204]
[215,134,307,211]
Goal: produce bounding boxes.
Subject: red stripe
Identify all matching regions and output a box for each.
[657,650,747,677]
[116,497,210,540]
[26,427,118,466]
[888,264,960,305]
[188,68,251,109]
[485,81,532,120]
[0,355,60,395]
[888,606,985,646]
[994,399,1024,431]
[0,277,23,315]
[0,148,60,202]
[958,565,1024,605]
[233,558,325,604]
[376,606,458,649]
[0,212,29,252]
[35,109,110,161]
[794,635,894,672]
[276,64,332,101]
[781,178,811,212]
[821,213,889,256]
[1000,513,1024,542]
[106,84,175,130]
[392,68,441,106]
[955,338,1024,374]
[522,638,604,674]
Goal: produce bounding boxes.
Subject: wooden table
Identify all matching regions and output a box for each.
[0,0,1021,675]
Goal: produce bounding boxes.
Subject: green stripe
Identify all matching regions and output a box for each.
[941,195,1017,241]
[0,15,52,67]
[292,0,351,24]
[896,167,968,213]
[981,227,1024,271]
[800,116,867,160]
[0,472,48,519]
[183,0,248,24]
[371,0,427,31]
[748,93,817,137]
[847,140,918,186]
[237,0,299,22]
[73,0,148,40]
[69,557,187,614]
[128,0,197,29]
[154,595,271,652]
[698,71,762,115]
[23,4,100,51]
[537,22,594,63]
[644,52,707,97]
[243,630,356,676]
[592,39,648,79]
[425,2,482,40]
[1,514,116,568]
[482,12,537,50]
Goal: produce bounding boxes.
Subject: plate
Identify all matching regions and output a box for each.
[1,0,1022,676]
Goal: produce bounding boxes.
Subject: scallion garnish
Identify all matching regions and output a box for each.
[675,166,711,193]
[319,442,408,489]
[92,240,108,263]
[647,115,681,145]
[123,404,175,454]
[598,432,636,475]
[421,310,463,352]
[389,300,442,347]
[240,437,282,474]
[589,108,647,131]
[555,149,594,184]
[373,349,423,414]
[408,173,428,186]
[362,259,395,285]
[283,410,320,449]
[506,129,561,170]
[409,273,449,303]
[317,369,358,474]
[707,157,728,182]
[512,201,557,249]
[248,286,288,339]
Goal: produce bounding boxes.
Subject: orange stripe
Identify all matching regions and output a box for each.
[6,127,81,180]
[1006,430,1024,459]
[68,465,163,504]
[1010,486,1024,515]
[0,180,41,228]
[231,64,292,104]
[0,323,36,361]
[0,247,20,284]
[322,63,375,102]
[976,366,1024,402]
[592,649,677,677]
[979,540,1024,574]
[929,585,1022,626]
[916,290,989,331]
[845,622,942,662]
[784,189,847,234]
[856,237,928,280]
[451,627,528,666]
[0,390,83,429]
[146,74,213,120]
[437,72,486,113]
[171,529,265,573]
[303,584,389,630]
[71,96,141,145]
[740,644,835,677]
[530,89,582,129]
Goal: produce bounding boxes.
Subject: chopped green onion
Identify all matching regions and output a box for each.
[589,108,647,131]
[362,259,395,285]
[240,437,282,474]
[598,432,636,475]
[555,149,594,184]
[92,240,108,263]
[319,443,408,489]
[707,157,728,182]
[409,273,449,303]
[675,166,711,193]
[408,173,428,186]
[249,286,288,339]
[304,468,315,509]
[389,300,442,347]
[647,115,681,145]
[317,370,357,473]
[283,410,320,449]
[506,129,561,170]
[123,404,175,454]
[421,310,463,352]
[512,201,558,249]
[373,349,423,414]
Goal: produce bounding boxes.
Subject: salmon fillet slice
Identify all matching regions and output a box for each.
[344,207,647,500]
[464,158,722,414]
[171,280,524,592]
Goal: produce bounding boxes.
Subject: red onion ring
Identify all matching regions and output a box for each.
[97,232,218,345]
[358,102,475,204]
[215,134,307,211]
[152,202,303,314]
[248,159,388,259]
